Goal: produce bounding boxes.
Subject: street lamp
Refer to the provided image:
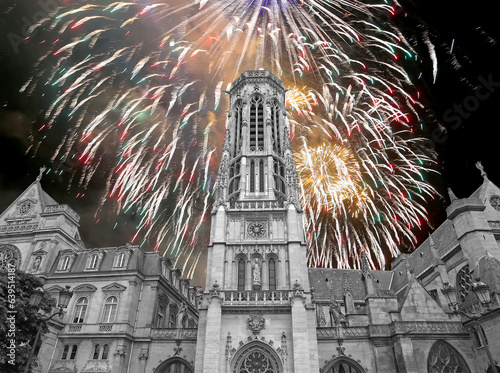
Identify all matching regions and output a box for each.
[24,286,73,373]
[441,280,498,373]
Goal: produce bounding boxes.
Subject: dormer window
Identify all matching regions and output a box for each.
[61,256,70,271]
[117,253,125,267]
[57,250,77,272]
[85,250,104,271]
[113,247,132,269]
[89,254,98,269]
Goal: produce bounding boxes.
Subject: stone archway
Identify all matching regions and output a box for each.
[321,356,366,373]
[231,341,283,373]
[156,357,193,373]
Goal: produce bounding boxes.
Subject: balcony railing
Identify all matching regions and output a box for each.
[222,290,290,305]
[151,328,198,340]
[64,323,122,334]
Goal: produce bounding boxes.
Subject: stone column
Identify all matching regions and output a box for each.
[278,257,286,290]
[393,336,418,373]
[262,260,268,290]
[201,295,223,373]
[291,294,311,372]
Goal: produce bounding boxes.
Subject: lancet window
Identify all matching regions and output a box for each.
[250,95,264,152]
[270,100,280,154]
[238,258,246,291]
[234,101,243,156]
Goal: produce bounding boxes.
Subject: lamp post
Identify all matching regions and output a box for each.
[23,286,73,373]
[441,280,498,373]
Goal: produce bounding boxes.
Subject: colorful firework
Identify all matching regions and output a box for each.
[22,0,437,275]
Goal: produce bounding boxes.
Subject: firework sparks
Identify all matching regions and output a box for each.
[22,0,437,275]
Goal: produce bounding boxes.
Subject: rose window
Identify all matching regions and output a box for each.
[232,344,281,373]
[19,201,33,215]
[240,351,274,373]
[490,196,500,211]
[0,245,21,270]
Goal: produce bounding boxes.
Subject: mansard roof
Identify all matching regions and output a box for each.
[308,268,393,300]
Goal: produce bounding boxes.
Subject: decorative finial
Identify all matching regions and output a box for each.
[475,161,488,180]
[36,166,46,182]
[361,250,370,278]
[447,187,457,202]
[429,234,436,250]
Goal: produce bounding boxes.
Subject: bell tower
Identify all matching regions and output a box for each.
[195,70,319,372]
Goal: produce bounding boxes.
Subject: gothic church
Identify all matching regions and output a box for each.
[1,71,500,373]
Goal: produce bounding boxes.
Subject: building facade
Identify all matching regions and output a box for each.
[2,70,500,373]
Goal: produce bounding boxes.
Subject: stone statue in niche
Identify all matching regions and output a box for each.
[176,302,187,328]
[252,258,261,290]
[329,298,347,326]
[31,256,42,272]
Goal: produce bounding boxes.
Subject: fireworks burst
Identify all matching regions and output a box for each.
[22,0,437,275]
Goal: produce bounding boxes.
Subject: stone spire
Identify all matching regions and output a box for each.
[447,187,458,202]
[475,161,488,181]
[36,166,46,182]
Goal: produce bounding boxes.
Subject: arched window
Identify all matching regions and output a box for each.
[268,258,276,291]
[456,265,473,302]
[157,305,165,328]
[427,340,471,373]
[231,342,282,373]
[102,296,118,323]
[61,256,70,271]
[321,357,366,373]
[234,101,243,156]
[93,345,101,360]
[73,297,88,324]
[250,161,255,192]
[270,100,280,154]
[61,345,69,360]
[238,258,246,291]
[156,357,193,373]
[89,254,99,269]
[116,252,126,268]
[169,304,178,328]
[249,95,264,152]
[259,160,265,192]
[69,345,78,360]
[92,344,109,359]
[101,344,109,359]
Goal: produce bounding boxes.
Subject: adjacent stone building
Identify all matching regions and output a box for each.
[1,70,500,373]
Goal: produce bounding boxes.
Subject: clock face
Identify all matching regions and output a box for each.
[247,222,266,238]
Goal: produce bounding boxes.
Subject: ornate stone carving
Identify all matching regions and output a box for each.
[0,244,21,270]
[247,314,265,335]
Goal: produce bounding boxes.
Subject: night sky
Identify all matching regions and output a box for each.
[0,0,499,284]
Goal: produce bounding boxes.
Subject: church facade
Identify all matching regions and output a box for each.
[1,70,500,373]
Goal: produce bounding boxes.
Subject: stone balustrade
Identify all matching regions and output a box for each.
[221,290,290,305]
[317,321,466,340]
[151,328,198,340]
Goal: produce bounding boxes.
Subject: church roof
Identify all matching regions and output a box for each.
[390,219,459,295]
[308,268,393,300]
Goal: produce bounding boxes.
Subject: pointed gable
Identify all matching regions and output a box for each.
[397,276,450,321]
[0,177,81,241]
